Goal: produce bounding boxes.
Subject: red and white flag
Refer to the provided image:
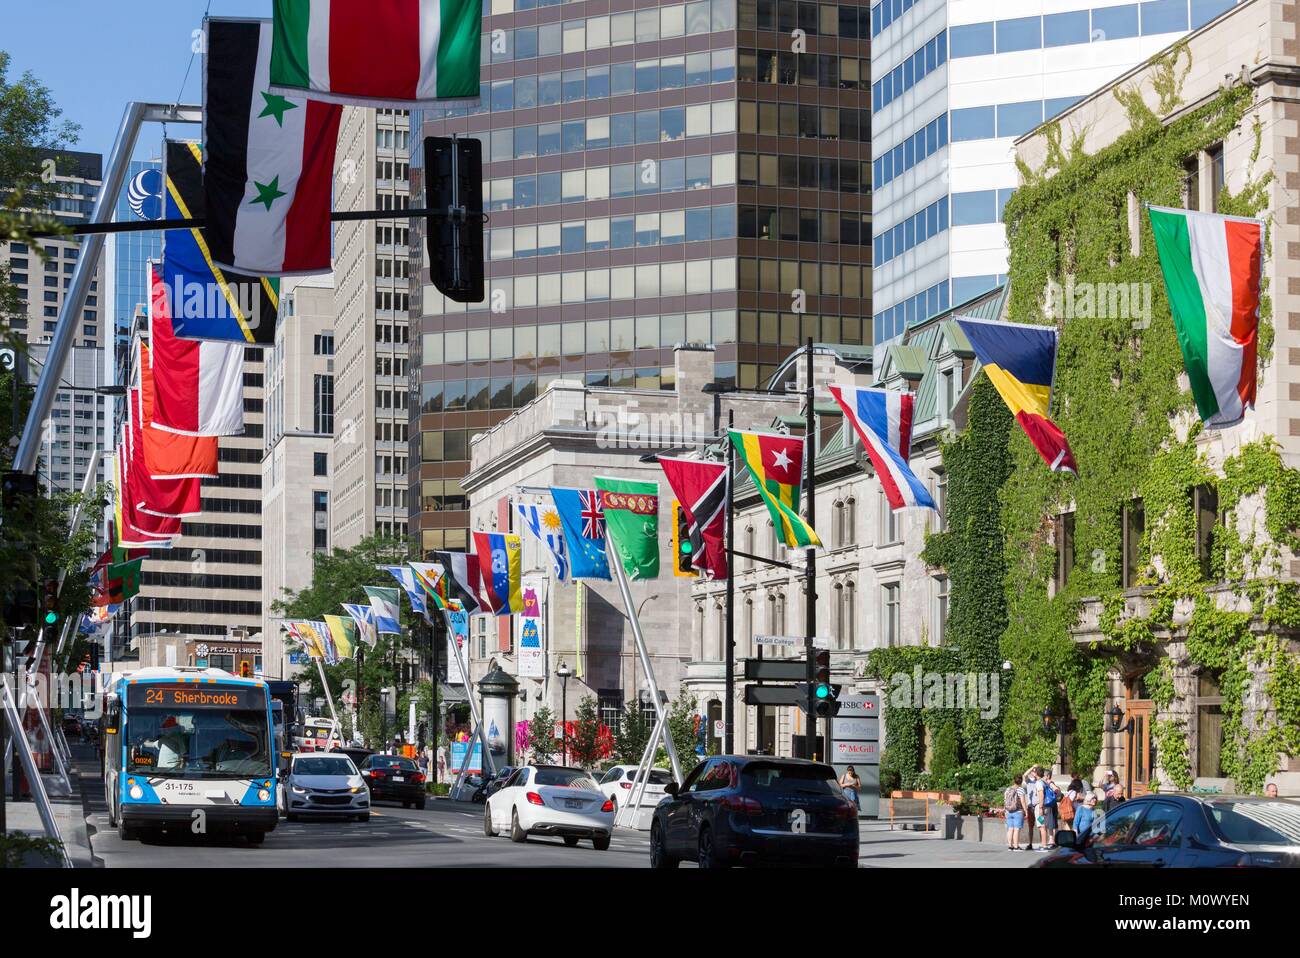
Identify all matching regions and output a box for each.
[149,262,245,437]
[658,456,729,580]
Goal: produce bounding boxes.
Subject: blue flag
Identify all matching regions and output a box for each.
[549,487,610,580]
[517,501,568,581]
[384,565,430,621]
[342,603,376,647]
[364,586,402,635]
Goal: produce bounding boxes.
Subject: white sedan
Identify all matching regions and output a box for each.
[597,765,673,810]
[483,764,614,850]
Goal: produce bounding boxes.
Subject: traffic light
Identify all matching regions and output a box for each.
[671,500,697,577]
[813,650,841,718]
[43,578,60,628]
[424,136,484,303]
[239,660,252,678]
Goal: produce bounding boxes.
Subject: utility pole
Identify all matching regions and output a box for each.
[803,339,818,761]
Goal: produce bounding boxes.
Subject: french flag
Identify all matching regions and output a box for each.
[829,384,936,512]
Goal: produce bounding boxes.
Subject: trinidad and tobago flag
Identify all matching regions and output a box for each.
[658,456,728,579]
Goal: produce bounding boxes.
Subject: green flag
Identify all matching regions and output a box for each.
[107,558,144,602]
[593,476,660,579]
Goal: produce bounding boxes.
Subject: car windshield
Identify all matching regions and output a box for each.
[535,768,599,789]
[1208,801,1300,846]
[742,763,839,796]
[628,769,672,785]
[126,708,270,778]
[294,757,355,777]
[371,757,417,770]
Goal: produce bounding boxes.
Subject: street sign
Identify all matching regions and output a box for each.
[754,634,832,649]
[743,658,808,681]
[744,685,808,707]
[831,716,879,741]
[713,720,724,738]
[832,739,879,764]
[836,695,879,717]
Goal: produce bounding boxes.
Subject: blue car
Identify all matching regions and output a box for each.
[1034,793,1300,867]
[650,756,859,869]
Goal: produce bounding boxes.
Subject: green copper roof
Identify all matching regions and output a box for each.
[886,344,927,380]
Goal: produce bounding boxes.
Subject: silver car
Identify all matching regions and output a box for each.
[282,752,370,822]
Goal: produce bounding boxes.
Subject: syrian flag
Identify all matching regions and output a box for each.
[269,0,482,108]
[1149,205,1263,428]
[204,18,342,277]
[149,262,245,437]
[829,384,936,512]
[658,457,728,580]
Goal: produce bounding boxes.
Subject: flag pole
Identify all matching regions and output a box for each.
[313,656,344,751]
[605,530,684,785]
[803,338,819,760]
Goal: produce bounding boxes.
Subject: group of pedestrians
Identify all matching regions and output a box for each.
[1003,765,1126,851]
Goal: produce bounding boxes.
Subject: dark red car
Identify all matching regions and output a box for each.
[359,754,427,809]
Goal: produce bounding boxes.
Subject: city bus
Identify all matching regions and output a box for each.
[295,716,339,752]
[102,666,278,844]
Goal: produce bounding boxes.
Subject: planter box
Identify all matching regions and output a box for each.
[944,813,1019,844]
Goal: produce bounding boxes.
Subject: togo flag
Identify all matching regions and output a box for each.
[204,18,342,276]
[270,0,482,107]
[1149,205,1263,429]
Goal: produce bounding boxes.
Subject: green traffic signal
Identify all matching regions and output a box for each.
[680,540,693,554]
[815,683,831,699]
[44,610,58,625]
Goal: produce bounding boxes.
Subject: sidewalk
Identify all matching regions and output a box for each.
[3,742,100,867]
[857,820,1031,868]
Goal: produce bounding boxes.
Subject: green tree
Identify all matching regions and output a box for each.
[523,705,558,764]
[568,695,604,769]
[613,700,652,765]
[665,688,702,776]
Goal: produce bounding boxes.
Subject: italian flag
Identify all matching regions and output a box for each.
[204,18,342,277]
[270,0,482,107]
[1149,205,1263,429]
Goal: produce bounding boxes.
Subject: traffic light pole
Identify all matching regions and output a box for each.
[803,339,818,761]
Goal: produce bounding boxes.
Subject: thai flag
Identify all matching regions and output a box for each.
[829,384,936,511]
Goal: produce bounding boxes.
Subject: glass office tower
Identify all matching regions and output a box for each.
[410,0,875,556]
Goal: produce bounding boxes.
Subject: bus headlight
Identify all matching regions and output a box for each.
[129,784,144,800]
[258,788,270,801]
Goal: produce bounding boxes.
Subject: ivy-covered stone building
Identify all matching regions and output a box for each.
[995,0,1300,796]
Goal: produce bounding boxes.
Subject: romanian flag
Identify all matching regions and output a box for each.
[955,318,1078,475]
[472,532,524,615]
[728,430,821,548]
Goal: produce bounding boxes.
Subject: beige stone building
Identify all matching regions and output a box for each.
[260,277,337,680]
[330,107,413,550]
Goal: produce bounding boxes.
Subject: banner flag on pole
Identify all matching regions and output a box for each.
[364,586,402,635]
[204,17,343,276]
[323,614,358,660]
[136,339,220,479]
[593,476,660,580]
[728,430,822,548]
[431,550,481,614]
[549,487,610,580]
[270,0,483,108]
[954,317,1078,474]
[828,384,936,512]
[127,384,202,518]
[385,565,431,620]
[1148,204,1263,429]
[406,561,448,610]
[162,139,281,343]
[342,602,377,647]
[472,532,524,615]
[657,456,728,579]
[149,261,246,437]
[517,501,568,581]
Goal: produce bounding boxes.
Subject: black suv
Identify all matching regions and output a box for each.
[359,754,427,809]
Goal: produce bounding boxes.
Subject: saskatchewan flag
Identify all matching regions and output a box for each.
[270,0,482,108]
[729,430,822,548]
[593,477,660,579]
[1149,205,1263,428]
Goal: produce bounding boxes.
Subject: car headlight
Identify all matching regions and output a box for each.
[128,784,144,800]
[258,788,270,801]
[292,785,307,795]
[351,786,361,793]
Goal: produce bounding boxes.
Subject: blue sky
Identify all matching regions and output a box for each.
[3,1,271,162]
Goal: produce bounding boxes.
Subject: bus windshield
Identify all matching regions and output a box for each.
[126,707,271,778]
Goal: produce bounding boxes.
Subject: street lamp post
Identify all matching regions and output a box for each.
[556,661,572,765]
[1107,703,1136,795]
[1040,706,1074,773]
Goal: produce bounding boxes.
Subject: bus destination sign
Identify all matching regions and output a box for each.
[126,684,263,710]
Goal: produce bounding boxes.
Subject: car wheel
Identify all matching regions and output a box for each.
[650,822,677,869]
[697,826,728,869]
[592,833,611,851]
[117,818,136,842]
[357,813,370,823]
[285,812,298,822]
[483,804,497,836]
[402,801,410,809]
[563,835,580,847]
[510,808,527,843]
[245,832,265,845]
[107,797,118,829]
